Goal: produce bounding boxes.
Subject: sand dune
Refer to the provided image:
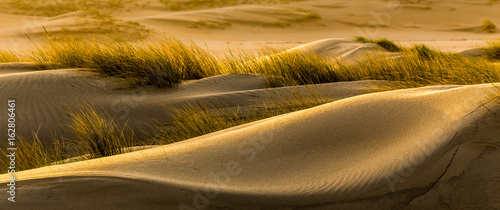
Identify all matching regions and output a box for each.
[130,4,320,30]
[0,1,499,208]
[285,38,389,61]
[1,0,499,50]
[0,62,383,145]
[0,10,149,43]
[1,83,498,209]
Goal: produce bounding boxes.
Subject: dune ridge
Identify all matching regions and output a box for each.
[285,38,389,61]
[0,64,384,145]
[0,0,499,207]
[1,83,499,209]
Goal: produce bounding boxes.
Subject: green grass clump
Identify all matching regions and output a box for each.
[354,36,401,52]
[481,19,497,33]
[1,106,137,173]
[162,104,247,143]
[413,44,439,60]
[160,0,239,10]
[68,107,133,158]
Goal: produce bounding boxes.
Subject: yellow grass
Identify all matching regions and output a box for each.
[68,107,134,158]
[156,87,333,143]
[0,49,21,63]
[1,87,332,172]
[18,36,500,88]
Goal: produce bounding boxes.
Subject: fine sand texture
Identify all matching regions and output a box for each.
[0,39,391,144]
[0,0,499,209]
[0,67,384,144]
[0,0,499,51]
[1,83,499,209]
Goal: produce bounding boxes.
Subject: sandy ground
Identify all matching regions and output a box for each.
[1,0,500,209]
[0,0,499,51]
[1,83,499,209]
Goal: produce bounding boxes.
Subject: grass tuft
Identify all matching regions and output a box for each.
[354,36,370,43]
[159,87,332,143]
[1,88,333,172]
[241,50,340,86]
[412,44,438,60]
[68,107,133,158]
[375,38,401,52]
[1,134,49,172]
[0,132,72,172]
[484,41,500,61]
[0,49,21,63]
[31,37,220,87]
[354,36,401,52]
[29,36,500,88]
[481,19,497,33]
[159,0,306,11]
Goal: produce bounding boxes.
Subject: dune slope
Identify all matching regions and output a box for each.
[0,66,382,145]
[1,83,499,209]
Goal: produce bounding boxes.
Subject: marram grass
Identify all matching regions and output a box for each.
[30,37,221,87]
[485,41,500,61]
[24,35,500,88]
[68,106,134,158]
[158,87,333,143]
[0,49,21,63]
[0,132,71,172]
[1,88,333,172]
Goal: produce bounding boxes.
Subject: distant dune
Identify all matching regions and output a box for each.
[0,41,386,144]
[0,0,498,50]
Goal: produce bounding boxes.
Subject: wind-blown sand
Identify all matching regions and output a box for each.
[1,83,499,209]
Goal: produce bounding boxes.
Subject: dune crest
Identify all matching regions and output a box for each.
[2,83,499,209]
[286,38,388,60]
[0,64,383,145]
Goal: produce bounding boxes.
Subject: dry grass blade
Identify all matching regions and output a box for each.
[68,106,133,158]
[0,49,21,63]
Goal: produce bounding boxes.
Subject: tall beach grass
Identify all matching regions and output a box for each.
[30,37,221,87]
[1,87,333,172]
[0,49,21,63]
[157,87,333,143]
[25,36,500,88]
